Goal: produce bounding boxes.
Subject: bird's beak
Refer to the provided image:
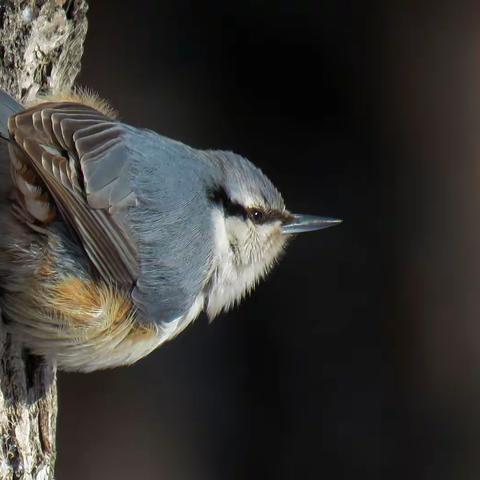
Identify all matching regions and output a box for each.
[281,214,342,234]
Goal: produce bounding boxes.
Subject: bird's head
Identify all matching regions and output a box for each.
[204,151,341,318]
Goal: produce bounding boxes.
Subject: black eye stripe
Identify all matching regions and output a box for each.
[209,187,247,219]
[209,187,286,224]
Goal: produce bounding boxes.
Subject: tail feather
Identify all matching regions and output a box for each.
[0,89,23,140]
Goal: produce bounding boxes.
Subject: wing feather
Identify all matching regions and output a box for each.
[10,102,139,289]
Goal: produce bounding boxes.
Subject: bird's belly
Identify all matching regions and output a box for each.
[2,276,165,372]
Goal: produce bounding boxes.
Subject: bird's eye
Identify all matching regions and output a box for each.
[248,208,264,223]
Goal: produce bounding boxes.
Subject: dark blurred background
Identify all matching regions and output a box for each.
[56,1,480,479]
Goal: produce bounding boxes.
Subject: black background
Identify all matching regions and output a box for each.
[57,1,480,479]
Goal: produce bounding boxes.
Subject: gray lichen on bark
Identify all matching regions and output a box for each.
[0,0,88,101]
[0,1,88,478]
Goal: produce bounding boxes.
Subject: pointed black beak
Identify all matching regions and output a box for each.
[281,214,342,234]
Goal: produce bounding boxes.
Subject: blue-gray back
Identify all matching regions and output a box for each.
[123,129,217,324]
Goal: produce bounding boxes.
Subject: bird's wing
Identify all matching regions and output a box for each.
[8,101,138,288]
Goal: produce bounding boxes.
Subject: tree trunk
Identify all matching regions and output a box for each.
[0,1,88,478]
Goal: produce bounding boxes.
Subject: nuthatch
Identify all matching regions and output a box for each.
[0,88,341,372]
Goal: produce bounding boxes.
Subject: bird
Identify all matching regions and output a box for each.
[0,88,341,372]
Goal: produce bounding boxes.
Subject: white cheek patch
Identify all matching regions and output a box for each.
[224,217,249,264]
[211,209,237,271]
[206,209,287,318]
[212,209,232,250]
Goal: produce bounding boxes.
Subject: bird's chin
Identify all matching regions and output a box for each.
[206,244,287,319]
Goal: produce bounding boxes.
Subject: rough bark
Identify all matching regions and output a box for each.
[0,1,88,478]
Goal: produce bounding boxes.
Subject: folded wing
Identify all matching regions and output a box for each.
[9,102,138,289]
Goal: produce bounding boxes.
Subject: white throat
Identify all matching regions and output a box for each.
[205,209,286,319]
